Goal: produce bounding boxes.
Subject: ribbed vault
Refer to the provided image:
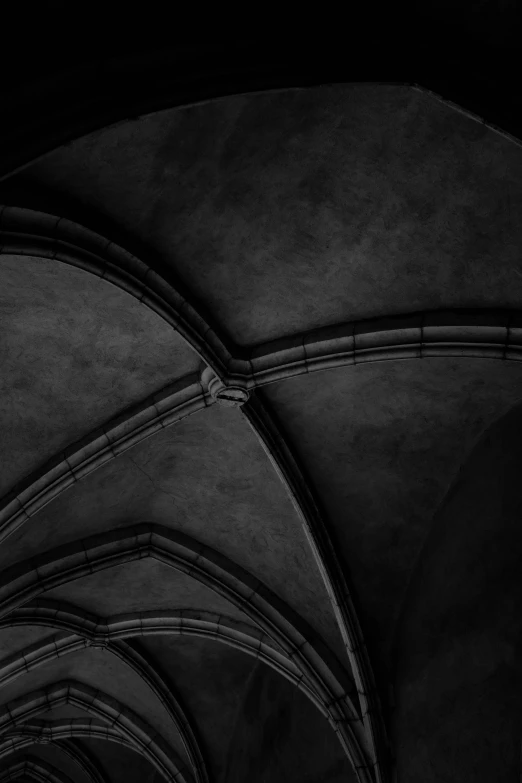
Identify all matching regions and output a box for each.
[1,79,522,783]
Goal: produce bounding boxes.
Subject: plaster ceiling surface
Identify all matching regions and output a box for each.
[141,636,261,781]
[12,84,522,345]
[41,559,250,621]
[1,80,522,783]
[0,627,56,659]
[0,254,199,495]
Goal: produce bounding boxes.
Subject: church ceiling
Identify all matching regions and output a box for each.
[1,79,522,782]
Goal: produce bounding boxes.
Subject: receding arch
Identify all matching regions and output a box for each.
[0,718,132,750]
[0,756,73,783]
[0,604,311,713]
[0,736,107,783]
[0,206,231,375]
[2,207,522,396]
[0,601,296,682]
[0,681,192,783]
[0,524,369,778]
[0,605,295,783]
[0,603,289,783]
[0,631,206,776]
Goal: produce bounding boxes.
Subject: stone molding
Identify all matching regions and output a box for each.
[0,718,132,750]
[0,737,107,783]
[7,205,521,783]
[0,681,192,783]
[3,207,522,400]
[0,603,303,695]
[0,601,293,783]
[243,396,388,783]
[0,756,73,783]
[0,373,211,545]
[0,205,231,376]
[0,525,369,778]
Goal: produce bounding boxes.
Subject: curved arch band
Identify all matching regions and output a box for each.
[0,737,108,783]
[0,682,192,783]
[0,525,369,776]
[0,757,74,783]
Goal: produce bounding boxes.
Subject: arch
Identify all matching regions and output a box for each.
[0,601,296,680]
[0,305,520,554]
[0,757,73,783]
[0,681,192,783]
[0,525,369,777]
[238,309,522,388]
[0,606,291,783]
[2,207,522,401]
[243,395,389,781]
[0,736,107,783]
[0,718,132,751]
[0,604,308,703]
[0,371,212,550]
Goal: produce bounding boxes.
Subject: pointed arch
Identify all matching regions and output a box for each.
[0,681,192,783]
[0,524,369,778]
[0,736,108,783]
[0,757,73,783]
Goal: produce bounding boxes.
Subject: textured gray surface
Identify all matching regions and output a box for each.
[223,659,357,783]
[10,746,91,783]
[0,254,198,495]
[394,402,522,782]
[16,85,522,344]
[264,359,522,675]
[82,740,162,783]
[44,559,249,623]
[2,405,343,661]
[5,746,91,783]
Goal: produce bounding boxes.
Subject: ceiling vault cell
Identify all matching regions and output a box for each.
[0,681,191,783]
[0,718,133,750]
[0,525,369,778]
[0,205,231,376]
[50,738,110,783]
[0,372,212,545]
[242,394,389,781]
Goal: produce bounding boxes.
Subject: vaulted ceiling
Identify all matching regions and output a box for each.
[1,69,522,783]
